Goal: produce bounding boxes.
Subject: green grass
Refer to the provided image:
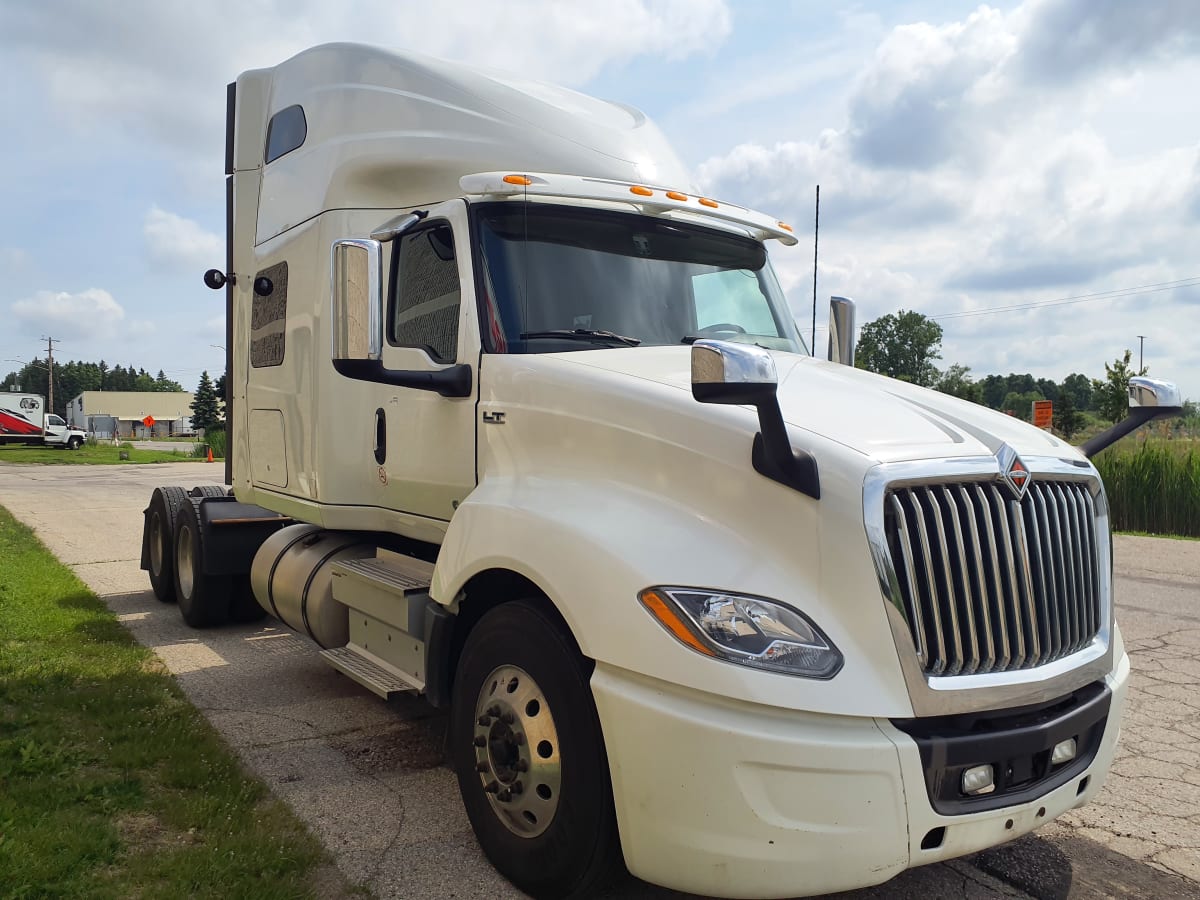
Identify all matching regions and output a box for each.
[1095,436,1200,538]
[0,445,193,465]
[0,506,343,898]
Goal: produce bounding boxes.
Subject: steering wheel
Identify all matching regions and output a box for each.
[695,323,746,335]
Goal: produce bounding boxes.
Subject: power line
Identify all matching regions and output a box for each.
[928,276,1200,321]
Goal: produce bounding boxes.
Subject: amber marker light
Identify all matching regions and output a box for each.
[698,197,719,208]
[778,221,793,232]
[503,174,533,185]
[630,185,654,196]
[665,190,688,201]
[639,590,716,656]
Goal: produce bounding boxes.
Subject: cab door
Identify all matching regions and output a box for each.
[374,200,478,522]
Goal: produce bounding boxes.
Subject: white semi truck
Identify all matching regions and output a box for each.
[141,44,1183,899]
[0,392,87,449]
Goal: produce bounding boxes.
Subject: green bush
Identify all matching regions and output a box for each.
[1095,438,1200,537]
[191,427,227,459]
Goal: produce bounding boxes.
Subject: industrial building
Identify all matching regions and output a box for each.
[66,391,196,439]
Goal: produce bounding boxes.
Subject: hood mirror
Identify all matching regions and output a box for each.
[691,340,778,405]
[1128,377,1182,409]
[691,340,819,499]
[1079,375,1184,458]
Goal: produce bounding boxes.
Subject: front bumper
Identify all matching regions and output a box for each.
[591,651,1129,899]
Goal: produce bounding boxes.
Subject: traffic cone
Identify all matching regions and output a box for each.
[206,445,214,463]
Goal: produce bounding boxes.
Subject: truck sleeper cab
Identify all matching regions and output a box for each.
[138,44,1168,899]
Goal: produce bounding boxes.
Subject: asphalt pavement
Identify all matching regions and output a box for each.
[0,461,1197,900]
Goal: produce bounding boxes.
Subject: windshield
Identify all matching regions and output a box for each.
[472,203,807,354]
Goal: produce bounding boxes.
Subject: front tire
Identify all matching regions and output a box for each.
[450,600,621,899]
[67,435,83,450]
[173,500,231,628]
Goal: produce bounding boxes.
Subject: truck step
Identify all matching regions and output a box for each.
[319,645,422,699]
[332,554,432,596]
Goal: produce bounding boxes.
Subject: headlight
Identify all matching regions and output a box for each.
[639,587,842,679]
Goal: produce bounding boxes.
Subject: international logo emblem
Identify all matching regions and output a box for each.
[996,444,1031,500]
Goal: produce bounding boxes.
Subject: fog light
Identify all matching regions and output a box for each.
[1051,737,1077,765]
[962,764,995,795]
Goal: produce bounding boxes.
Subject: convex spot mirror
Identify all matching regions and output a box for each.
[331,239,382,361]
[691,340,778,405]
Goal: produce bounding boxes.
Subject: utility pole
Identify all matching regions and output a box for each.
[1137,335,1145,372]
[43,336,57,417]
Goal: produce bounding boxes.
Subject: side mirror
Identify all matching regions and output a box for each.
[828,296,855,366]
[329,236,473,398]
[330,239,382,361]
[1079,376,1184,458]
[691,340,819,499]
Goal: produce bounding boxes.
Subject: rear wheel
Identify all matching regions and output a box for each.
[188,484,229,498]
[173,500,231,627]
[146,486,188,603]
[450,600,621,899]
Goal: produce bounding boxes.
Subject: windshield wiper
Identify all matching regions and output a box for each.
[520,329,641,347]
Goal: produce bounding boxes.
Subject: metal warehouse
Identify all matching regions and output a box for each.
[66,391,196,439]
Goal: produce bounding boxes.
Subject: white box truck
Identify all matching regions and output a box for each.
[140,44,1183,899]
[0,392,86,449]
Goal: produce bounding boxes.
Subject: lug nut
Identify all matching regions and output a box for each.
[515,759,529,772]
[497,788,512,802]
[484,781,500,794]
[477,715,491,726]
[487,705,501,717]
[513,733,525,746]
[511,780,523,795]
[473,735,487,747]
[500,712,515,725]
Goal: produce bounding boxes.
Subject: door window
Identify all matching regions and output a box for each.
[389,224,460,363]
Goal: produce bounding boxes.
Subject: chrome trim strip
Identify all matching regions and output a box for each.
[943,486,981,675]
[863,454,1114,718]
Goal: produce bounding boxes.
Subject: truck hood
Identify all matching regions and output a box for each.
[556,345,1078,464]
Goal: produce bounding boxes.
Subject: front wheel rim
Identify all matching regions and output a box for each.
[472,664,562,838]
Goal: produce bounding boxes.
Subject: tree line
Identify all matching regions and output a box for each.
[0,359,184,417]
[854,310,1196,439]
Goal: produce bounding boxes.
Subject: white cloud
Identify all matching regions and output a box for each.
[144,206,224,273]
[10,289,126,340]
[696,1,1200,400]
[0,0,730,163]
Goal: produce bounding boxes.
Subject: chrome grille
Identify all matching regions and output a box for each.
[884,479,1101,676]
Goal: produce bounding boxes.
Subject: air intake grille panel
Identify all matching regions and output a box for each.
[884,479,1101,676]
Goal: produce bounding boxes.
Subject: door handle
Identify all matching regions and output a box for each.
[373,407,386,465]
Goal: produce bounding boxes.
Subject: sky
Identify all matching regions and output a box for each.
[2,0,1198,401]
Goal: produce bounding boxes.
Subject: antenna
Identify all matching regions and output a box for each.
[811,185,819,355]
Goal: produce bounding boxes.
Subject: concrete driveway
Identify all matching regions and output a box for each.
[1,461,1198,899]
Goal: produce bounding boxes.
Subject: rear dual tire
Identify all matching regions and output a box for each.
[173,499,231,628]
[171,498,267,627]
[147,486,188,603]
